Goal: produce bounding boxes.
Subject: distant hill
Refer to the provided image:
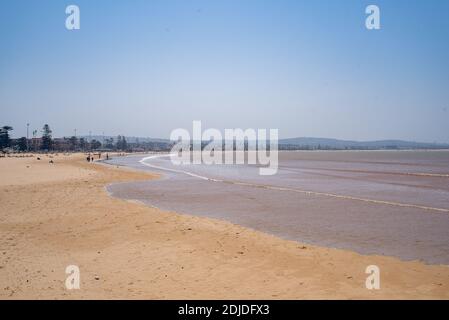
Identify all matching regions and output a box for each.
[77,135,449,150]
[279,137,449,150]
[81,135,170,144]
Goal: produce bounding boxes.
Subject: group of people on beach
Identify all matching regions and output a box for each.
[86,152,108,162]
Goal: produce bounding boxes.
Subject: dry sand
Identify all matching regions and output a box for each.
[0,153,448,299]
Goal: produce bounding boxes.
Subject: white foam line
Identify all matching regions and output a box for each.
[138,154,449,213]
[264,185,449,213]
[139,154,223,182]
[404,172,449,178]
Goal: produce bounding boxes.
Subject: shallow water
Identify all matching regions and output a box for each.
[106,150,449,264]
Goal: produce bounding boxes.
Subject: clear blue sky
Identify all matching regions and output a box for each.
[1,0,448,142]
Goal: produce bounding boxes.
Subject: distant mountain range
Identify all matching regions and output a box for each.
[80,135,449,150]
[81,135,170,144]
[279,137,449,150]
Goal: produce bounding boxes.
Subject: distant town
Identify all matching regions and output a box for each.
[0,124,172,153]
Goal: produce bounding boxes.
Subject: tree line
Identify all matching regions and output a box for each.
[0,124,133,152]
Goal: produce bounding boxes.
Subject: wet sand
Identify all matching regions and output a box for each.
[107,151,449,264]
[1,153,449,299]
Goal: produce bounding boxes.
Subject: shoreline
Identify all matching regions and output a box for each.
[104,156,449,266]
[105,152,449,265]
[1,153,449,299]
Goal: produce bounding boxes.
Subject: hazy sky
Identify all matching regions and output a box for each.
[1,0,448,142]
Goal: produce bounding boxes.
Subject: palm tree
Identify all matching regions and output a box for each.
[41,124,53,151]
[0,126,13,149]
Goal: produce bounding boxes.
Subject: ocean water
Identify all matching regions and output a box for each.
[105,150,449,264]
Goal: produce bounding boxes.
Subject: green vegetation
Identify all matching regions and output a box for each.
[41,124,53,151]
[0,123,172,153]
[0,126,13,150]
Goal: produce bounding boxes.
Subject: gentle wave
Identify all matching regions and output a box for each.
[139,155,449,213]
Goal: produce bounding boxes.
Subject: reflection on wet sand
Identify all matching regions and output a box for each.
[106,150,449,264]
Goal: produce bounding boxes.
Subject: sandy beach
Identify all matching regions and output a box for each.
[1,153,448,299]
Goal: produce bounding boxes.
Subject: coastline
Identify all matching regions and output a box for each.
[1,153,448,299]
